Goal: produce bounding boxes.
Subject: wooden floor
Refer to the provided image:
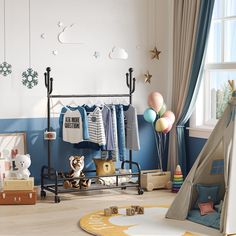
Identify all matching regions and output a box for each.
[0,188,175,236]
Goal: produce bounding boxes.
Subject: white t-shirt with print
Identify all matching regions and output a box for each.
[63,110,83,143]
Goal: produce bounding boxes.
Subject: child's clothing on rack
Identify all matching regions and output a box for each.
[115,104,126,161]
[123,104,140,151]
[59,106,89,143]
[63,109,83,143]
[109,105,119,161]
[87,107,106,146]
[101,105,114,151]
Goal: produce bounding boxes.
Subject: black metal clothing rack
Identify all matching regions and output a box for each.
[41,67,144,203]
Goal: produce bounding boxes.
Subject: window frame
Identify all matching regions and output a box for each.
[189,0,236,138]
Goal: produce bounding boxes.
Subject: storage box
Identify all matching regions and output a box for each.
[3,177,34,191]
[0,187,37,205]
[141,170,171,191]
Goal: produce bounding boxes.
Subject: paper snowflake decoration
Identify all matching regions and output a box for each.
[22,68,38,89]
[0,61,12,76]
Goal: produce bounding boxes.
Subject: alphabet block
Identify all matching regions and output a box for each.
[126,208,135,216]
[131,205,140,212]
[137,206,144,214]
[104,208,112,216]
[110,206,118,214]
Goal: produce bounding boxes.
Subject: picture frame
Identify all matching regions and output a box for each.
[0,132,27,183]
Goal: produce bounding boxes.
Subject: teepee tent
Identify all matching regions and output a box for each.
[166,84,236,235]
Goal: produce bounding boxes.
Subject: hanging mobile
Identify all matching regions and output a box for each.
[0,0,12,76]
[149,0,161,60]
[22,0,38,89]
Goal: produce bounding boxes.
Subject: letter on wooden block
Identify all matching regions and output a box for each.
[126,208,135,216]
[137,206,144,214]
[104,208,112,216]
[110,206,118,214]
[131,205,140,212]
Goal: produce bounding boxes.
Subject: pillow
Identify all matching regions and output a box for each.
[94,159,115,176]
[198,201,215,216]
[195,184,220,208]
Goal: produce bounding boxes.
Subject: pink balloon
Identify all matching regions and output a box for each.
[148,92,164,113]
[163,123,172,134]
[162,111,175,124]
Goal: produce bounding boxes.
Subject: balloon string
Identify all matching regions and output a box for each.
[157,131,163,172]
[153,126,163,172]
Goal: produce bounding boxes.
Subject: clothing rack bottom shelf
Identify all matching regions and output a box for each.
[40,160,144,203]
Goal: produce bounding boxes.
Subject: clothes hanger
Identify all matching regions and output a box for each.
[51,99,72,115]
[87,98,94,107]
[50,99,65,110]
[68,100,78,107]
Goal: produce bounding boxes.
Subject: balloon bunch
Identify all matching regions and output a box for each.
[144,92,175,133]
[143,92,175,171]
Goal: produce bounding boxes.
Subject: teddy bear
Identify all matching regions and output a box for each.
[62,155,91,189]
[15,154,31,179]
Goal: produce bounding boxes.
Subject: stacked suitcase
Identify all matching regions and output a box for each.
[0,177,37,205]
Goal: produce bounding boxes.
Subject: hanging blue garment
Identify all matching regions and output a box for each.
[115,104,126,161]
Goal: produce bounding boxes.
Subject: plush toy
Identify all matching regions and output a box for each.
[15,154,31,179]
[63,155,91,189]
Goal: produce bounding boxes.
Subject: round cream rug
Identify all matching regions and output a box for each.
[79,205,221,236]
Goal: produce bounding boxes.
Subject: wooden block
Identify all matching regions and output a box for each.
[104,208,112,216]
[0,187,37,205]
[110,206,118,214]
[126,208,135,216]
[137,206,144,214]
[131,205,140,212]
[3,177,34,191]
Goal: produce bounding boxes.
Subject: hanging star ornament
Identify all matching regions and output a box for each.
[150,47,161,60]
[144,71,152,83]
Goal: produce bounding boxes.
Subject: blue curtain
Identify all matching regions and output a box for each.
[176,0,215,176]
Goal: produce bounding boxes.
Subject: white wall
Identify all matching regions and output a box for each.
[0,0,170,118]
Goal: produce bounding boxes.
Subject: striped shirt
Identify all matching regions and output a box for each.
[87,107,106,146]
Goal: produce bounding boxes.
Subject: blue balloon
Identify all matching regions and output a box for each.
[143,108,157,123]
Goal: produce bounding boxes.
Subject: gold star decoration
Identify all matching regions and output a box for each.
[150,47,161,60]
[144,71,152,83]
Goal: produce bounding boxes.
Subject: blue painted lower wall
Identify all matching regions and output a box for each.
[185,136,207,172]
[0,115,163,184]
[0,115,204,184]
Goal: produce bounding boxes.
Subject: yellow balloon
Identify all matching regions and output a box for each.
[155,118,169,132]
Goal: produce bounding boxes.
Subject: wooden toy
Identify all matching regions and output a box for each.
[137,206,144,214]
[172,165,183,193]
[131,205,140,212]
[126,208,135,216]
[104,208,112,216]
[141,170,171,191]
[110,206,118,214]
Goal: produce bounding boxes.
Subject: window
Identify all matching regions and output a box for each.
[210,159,224,175]
[190,0,236,138]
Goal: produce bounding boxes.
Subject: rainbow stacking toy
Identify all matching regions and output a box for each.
[172,165,183,193]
